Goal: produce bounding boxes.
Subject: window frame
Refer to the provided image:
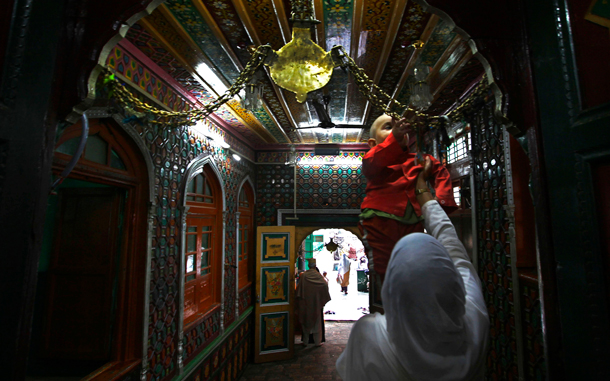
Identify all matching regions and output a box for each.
[183,164,223,328]
[447,130,472,165]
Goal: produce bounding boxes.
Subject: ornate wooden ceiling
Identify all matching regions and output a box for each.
[123,0,487,148]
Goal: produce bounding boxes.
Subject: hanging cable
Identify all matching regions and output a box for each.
[50,113,89,194]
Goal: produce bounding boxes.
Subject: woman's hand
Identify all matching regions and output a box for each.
[416,155,433,187]
[415,155,434,206]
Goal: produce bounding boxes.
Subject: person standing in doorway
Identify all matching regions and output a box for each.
[296,258,331,346]
[337,252,351,295]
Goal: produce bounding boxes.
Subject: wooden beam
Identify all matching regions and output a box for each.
[349,0,365,62]
[313,0,326,50]
[192,0,244,70]
[390,14,439,102]
[360,0,408,124]
[271,0,291,45]
[427,34,463,90]
[149,6,278,144]
[431,49,473,100]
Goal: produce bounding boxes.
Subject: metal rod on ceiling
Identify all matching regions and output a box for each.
[293,158,297,217]
[285,145,299,221]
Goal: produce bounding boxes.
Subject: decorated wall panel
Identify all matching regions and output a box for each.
[134,120,256,379]
[255,163,294,226]
[100,64,257,379]
[469,96,546,380]
[181,317,252,381]
[520,276,545,381]
[238,286,252,317]
[255,152,366,226]
[107,46,191,112]
[471,99,518,380]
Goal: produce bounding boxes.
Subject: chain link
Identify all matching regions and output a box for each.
[107,42,489,134]
[334,47,408,119]
[108,45,272,125]
[333,46,440,133]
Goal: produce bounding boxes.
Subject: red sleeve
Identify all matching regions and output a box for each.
[430,156,459,214]
[362,133,409,181]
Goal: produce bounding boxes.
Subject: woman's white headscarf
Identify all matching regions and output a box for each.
[337,230,487,381]
[338,251,351,276]
[383,232,478,380]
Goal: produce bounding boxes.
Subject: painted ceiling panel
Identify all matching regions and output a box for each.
[260,79,297,137]
[200,0,254,65]
[360,3,431,136]
[126,15,282,146]
[418,17,456,67]
[242,0,288,50]
[345,0,396,124]
[427,57,484,115]
[128,17,207,97]
[377,3,430,95]
[118,0,494,148]
[250,105,291,142]
[431,39,469,89]
[321,0,354,124]
[165,0,241,83]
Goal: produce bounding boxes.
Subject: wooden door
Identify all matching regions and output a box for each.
[42,187,124,361]
[254,226,296,363]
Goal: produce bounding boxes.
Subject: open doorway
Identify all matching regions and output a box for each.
[298,229,369,321]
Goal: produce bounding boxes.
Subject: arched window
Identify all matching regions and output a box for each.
[237,181,254,290]
[184,165,222,325]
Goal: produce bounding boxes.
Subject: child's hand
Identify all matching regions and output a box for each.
[391,117,410,148]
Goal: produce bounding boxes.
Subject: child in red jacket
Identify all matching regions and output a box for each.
[360,114,457,282]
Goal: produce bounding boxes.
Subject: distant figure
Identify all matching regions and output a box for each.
[348,246,358,259]
[322,271,329,283]
[296,258,331,346]
[337,252,351,295]
[358,255,368,270]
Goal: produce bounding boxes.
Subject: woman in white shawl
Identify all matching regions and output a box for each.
[337,251,351,295]
[336,157,489,380]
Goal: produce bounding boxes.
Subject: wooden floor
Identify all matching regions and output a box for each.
[239,321,355,380]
